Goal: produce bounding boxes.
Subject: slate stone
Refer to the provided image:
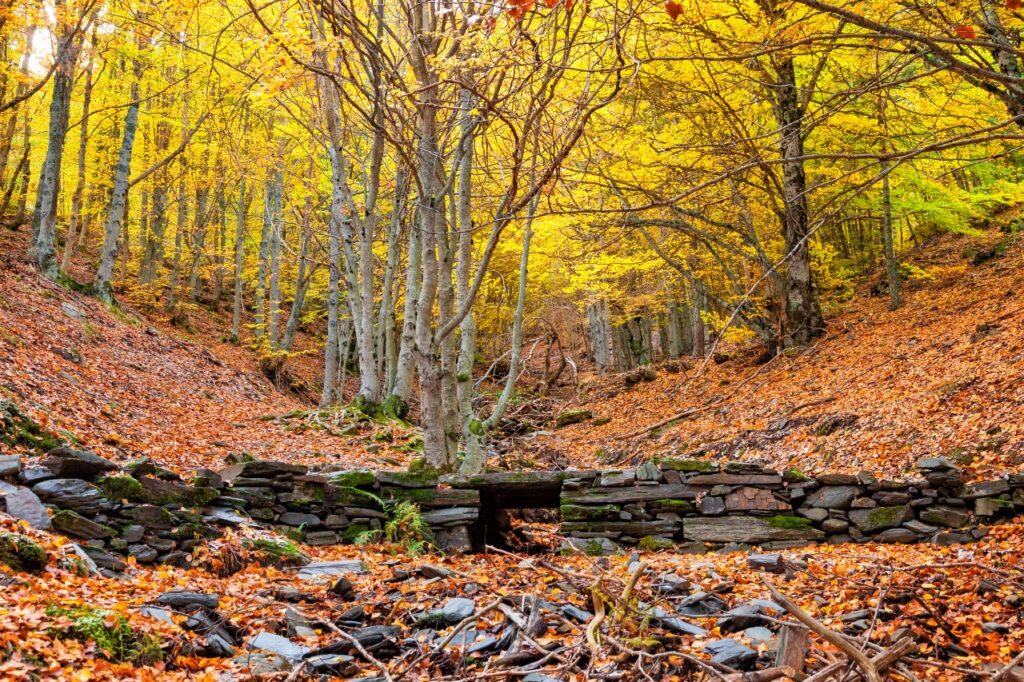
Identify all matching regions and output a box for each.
[278,512,321,528]
[120,524,145,543]
[743,626,775,645]
[648,605,708,636]
[201,633,236,658]
[799,507,829,522]
[718,604,767,633]
[434,525,472,553]
[976,497,1014,516]
[960,480,1010,499]
[523,675,562,682]
[677,591,728,617]
[704,639,757,668]
[40,447,117,479]
[126,504,174,529]
[600,469,636,487]
[683,516,823,543]
[247,631,310,662]
[822,518,849,534]
[924,470,963,489]
[726,487,789,512]
[19,467,55,486]
[561,604,593,623]
[1,486,50,529]
[205,507,248,525]
[875,528,918,543]
[81,546,126,572]
[304,531,338,545]
[635,461,662,481]
[851,497,877,509]
[221,461,308,481]
[296,560,367,579]
[192,468,224,490]
[903,520,937,535]
[52,511,112,539]
[919,506,970,528]
[305,653,356,676]
[699,496,726,515]
[874,492,911,506]
[747,553,785,574]
[228,486,276,508]
[441,597,475,623]
[138,606,176,624]
[421,507,479,525]
[0,455,21,478]
[723,461,765,474]
[156,591,220,609]
[129,544,159,563]
[804,486,859,509]
[33,479,108,515]
[687,473,782,486]
[917,457,955,471]
[816,473,859,485]
[848,505,912,532]
[231,651,292,674]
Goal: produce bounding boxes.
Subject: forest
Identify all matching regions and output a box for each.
[2,0,1024,680]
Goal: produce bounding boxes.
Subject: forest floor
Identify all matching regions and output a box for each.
[2,222,1024,680]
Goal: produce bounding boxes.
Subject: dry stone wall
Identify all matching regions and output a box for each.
[0,447,1020,571]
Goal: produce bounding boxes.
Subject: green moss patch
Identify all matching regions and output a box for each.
[767,515,813,530]
[47,606,162,664]
[656,458,716,472]
[0,399,63,453]
[0,532,48,573]
[98,475,146,503]
[329,471,377,488]
[638,535,675,551]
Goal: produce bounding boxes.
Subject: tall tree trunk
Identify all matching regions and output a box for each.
[0,26,35,197]
[880,157,901,310]
[95,76,141,302]
[61,37,94,271]
[281,190,311,352]
[31,5,83,278]
[775,56,822,346]
[254,176,274,342]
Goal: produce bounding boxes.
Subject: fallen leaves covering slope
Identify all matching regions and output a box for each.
[536,227,1024,480]
[0,229,407,473]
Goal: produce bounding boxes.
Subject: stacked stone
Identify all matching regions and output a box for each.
[558,457,1024,554]
[0,448,224,573]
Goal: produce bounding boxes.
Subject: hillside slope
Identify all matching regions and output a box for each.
[0,229,411,473]
[533,223,1024,481]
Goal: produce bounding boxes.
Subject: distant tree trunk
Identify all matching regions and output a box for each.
[587,301,611,372]
[95,75,142,302]
[691,279,707,358]
[166,180,187,308]
[281,195,311,352]
[230,179,246,343]
[31,8,83,278]
[391,195,421,403]
[266,173,283,350]
[0,26,34,192]
[880,157,902,310]
[211,190,227,304]
[187,150,214,300]
[377,167,406,394]
[61,39,94,271]
[254,176,274,342]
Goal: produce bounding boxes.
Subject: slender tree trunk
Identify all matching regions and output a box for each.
[31,6,82,278]
[95,77,142,301]
[266,139,284,349]
[230,179,246,343]
[254,176,273,342]
[391,194,421,402]
[880,157,901,310]
[281,192,311,352]
[61,41,94,271]
[0,26,35,201]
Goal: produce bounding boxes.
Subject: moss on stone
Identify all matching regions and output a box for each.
[783,468,810,482]
[638,535,675,551]
[656,458,716,472]
[767,515,813,530]
[560,504,621,521]
[98,475,146,503]
[182,486,220,507]
[556,409,593,428]
[329,471,377,488]
[652,498,696,511]
[0,532,48,573]
[342,523,371,543]
[0,399,63,453]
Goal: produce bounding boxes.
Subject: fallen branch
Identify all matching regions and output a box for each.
[764,580,880,682]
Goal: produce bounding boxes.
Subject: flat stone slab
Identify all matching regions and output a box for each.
[683,516,824,543]
[296,560,367,580]
[562,483,700,505]
[686,473,783,487]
